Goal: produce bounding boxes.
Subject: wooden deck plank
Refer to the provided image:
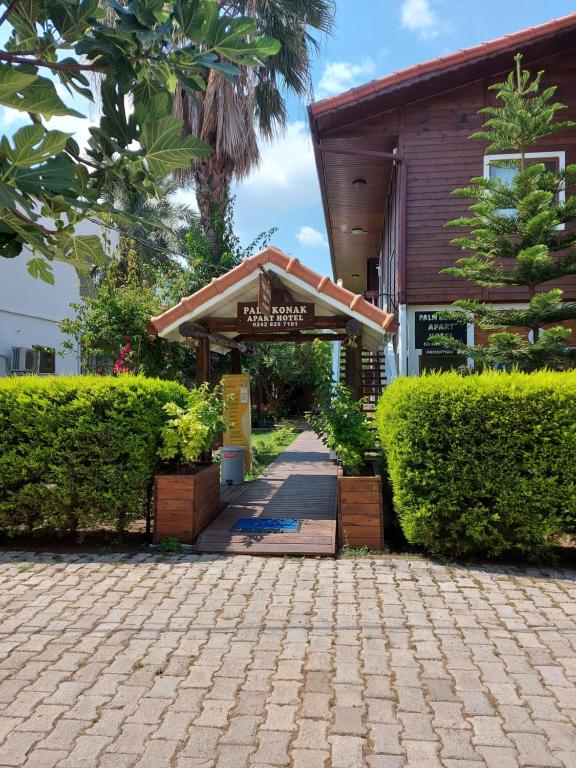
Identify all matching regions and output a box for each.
[196,430,337,556]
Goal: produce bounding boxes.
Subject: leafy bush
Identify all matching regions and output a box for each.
[376,371,576,560]
[158,384,226,469]
[0,375,188,534]
[309,383,373,475]
[60,249,192,380]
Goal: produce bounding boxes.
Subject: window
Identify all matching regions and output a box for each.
[38,348,55,374]
[483,151,565,226]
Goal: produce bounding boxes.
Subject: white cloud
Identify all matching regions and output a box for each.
[239,122,315,199]
[400,0,440,38]
[1,107,27,129]
[176,121,318,219]
[317,58,375,97]
[45,114,96,155]
[231,121,320,235]
[296,225,327,249]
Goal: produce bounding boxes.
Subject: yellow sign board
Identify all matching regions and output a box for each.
[222,373,251,471]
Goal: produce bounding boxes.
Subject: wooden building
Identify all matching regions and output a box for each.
[308,13,576,378]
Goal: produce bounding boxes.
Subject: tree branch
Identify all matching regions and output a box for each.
[0,0,22,28]
[63,147,102,171]
[12,208,58,237]
[0,50,105,72]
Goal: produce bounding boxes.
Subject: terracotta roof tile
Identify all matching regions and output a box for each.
[150,247,395,335]
[310,12,576,116]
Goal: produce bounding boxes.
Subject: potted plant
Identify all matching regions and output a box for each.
[309,384,383,551]
[154,384,225,544]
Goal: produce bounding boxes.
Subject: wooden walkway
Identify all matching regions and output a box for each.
[195,430,337,555]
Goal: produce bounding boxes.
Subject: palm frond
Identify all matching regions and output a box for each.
[173,0,335,180]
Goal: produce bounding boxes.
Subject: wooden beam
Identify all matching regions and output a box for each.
[178,321,245,351]
[236,333,347,343]
[267,270,294,303]
[230,348,242,374]
[206,315,350,332]
[196,337,210,385]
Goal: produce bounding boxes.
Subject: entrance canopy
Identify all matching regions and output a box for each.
[150,247,395,353]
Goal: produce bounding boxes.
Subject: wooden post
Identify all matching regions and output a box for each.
[196,337,210,385]
[345,334,363,402]
[230,348,242,374]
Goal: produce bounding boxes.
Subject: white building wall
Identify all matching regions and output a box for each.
[0,254,81,375]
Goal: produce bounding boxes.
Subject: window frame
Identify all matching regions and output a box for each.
[38,348,56,374]
[483,151,566,230]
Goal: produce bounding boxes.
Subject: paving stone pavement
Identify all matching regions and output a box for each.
[0,551,574,767]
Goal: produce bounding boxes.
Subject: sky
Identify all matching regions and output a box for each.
[2,0,575,279]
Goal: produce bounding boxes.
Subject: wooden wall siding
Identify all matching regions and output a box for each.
[404,80,489,304]
[474,318,576,347]
[402,50,576,305]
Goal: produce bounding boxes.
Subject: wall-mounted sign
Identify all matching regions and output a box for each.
[414,311,467,356]
[258,270,272,315]
[237,302,315,332]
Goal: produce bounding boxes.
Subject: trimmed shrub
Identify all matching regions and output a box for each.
[376,371,576,559]
[0,375,188,534]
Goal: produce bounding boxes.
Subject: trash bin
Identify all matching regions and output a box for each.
[221,446,245,485]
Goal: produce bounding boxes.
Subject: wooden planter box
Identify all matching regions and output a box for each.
[338,474,384,551]
[154,463,220,544]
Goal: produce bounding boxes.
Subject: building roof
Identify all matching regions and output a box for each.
[150,247,396,352]
[310,12,576,122]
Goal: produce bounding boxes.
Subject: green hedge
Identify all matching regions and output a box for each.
[376,371,576,559]
[0,375,188,534]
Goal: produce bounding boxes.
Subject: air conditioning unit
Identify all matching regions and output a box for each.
[11,347,39,374]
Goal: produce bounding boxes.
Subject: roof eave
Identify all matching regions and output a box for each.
[150,247,395,345]
[308,105,338,281]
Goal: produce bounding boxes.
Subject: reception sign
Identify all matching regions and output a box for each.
[222,373,251,471]
[414,311,467,355]
[237,302,315,332]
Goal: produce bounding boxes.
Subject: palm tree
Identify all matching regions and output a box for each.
[102,177,192,274]
[173,0,335,261]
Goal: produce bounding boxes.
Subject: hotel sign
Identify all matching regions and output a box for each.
[415,311,467,356]
[237,302,315,332]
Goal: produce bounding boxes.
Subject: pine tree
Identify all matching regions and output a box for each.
[432,54,576,370]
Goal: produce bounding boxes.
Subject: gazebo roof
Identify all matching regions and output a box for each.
[150,247,395,352]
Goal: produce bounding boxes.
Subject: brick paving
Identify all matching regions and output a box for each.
[0,552,574,767]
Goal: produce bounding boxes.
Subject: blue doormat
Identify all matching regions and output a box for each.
[231,518,301,533]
